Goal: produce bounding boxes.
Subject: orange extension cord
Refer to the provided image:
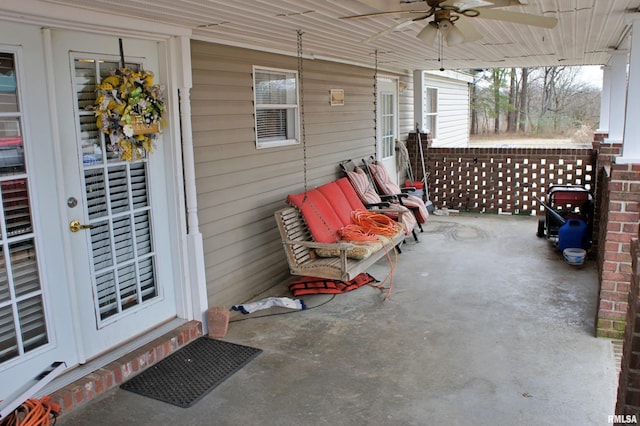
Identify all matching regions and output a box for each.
[338,210,401,300]
[0,396,61,426]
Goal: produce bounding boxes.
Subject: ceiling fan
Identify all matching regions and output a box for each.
[342,0,558,45]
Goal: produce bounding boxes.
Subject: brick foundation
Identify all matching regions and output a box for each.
[51,320,203,417]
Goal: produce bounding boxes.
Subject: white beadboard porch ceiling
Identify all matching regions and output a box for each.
[42,0,640,73]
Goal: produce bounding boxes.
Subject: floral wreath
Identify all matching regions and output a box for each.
[94,67,166,161]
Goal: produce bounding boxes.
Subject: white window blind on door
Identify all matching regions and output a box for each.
[74,57,158,326]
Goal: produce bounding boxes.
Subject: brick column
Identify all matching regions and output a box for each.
[616,239,640,415]
[594,132,609,144]
[596,163,640,338]
[593,143,623,268]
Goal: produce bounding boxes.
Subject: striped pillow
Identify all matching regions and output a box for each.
[345,167,381,204]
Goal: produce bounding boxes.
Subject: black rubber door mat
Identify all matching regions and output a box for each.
[120,337,262,408]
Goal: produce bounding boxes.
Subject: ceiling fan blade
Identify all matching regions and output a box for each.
[486,0,529,6]
[441,0,491,8]
[363,19,414,43]
[453,18,484,43]
[355,0,409,11]
[440,0,524,10]
[478,8,558,28]
[348,0,432,19]
[341,9,433,20]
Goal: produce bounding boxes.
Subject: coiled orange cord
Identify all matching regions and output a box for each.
[351,210,403,236]
[338,224,379,242]
[337,210,400,300]
[0,396,60,426]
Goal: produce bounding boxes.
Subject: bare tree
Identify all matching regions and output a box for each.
[530,66,583,135]
[469,70,483,135]
[518,68,529,132]
[507,68,517,133]
[492,68,508,133]
[467,65,599,138]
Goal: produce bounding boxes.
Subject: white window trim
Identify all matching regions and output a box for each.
[425,85,438,141]
[252,65,300,149]
[376,75,399,161]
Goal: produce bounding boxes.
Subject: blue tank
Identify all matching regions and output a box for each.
[558,219,587,251]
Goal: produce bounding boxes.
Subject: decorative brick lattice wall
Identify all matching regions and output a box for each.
[406,133,597,215]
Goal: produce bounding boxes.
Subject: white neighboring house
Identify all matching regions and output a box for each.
[414,70,473,147]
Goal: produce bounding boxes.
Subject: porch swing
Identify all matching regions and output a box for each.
[273,31,405,283]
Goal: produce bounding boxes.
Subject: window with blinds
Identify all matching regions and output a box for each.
[380,93,395,159]
[253,66,299,149]
[0,52,47,364]
[74,57,158,326]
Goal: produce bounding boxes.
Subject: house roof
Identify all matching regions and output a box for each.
[38,0,640,73]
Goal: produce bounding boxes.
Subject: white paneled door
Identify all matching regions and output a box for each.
[377,77,398,183]
[52,31,177,359]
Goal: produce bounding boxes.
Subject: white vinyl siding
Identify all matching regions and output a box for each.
[399,74,415,139]
[423,73,470,147]
[191,41,381,306]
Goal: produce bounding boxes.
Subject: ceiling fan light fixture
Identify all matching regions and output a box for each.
[445,24,466,46]
[416,21,438,45]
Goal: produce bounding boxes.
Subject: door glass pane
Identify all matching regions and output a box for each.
[0,118,25,175]
[85,169,107,219]
[17,296,47,352]
[90,220,112,270]
[0,305,18,362]
[11,239,39,298]
[108,166,129,214]
[75,57,158,325]
[380,93,394,159]
[0,248,7,303]
[0,52,47,366]
[0,53,18,114]
[3,179,32,237]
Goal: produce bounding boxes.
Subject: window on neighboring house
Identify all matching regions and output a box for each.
[424,87,438,139]
[253,66,299,149]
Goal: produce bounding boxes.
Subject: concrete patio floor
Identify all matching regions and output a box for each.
[58,214,618,426]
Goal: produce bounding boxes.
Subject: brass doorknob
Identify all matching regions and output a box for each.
[69,220,94,232]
